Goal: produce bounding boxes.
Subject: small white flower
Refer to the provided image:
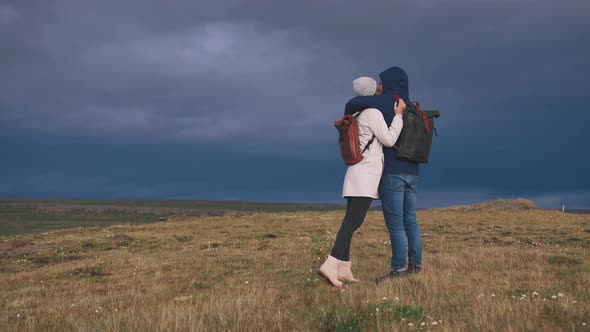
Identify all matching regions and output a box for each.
[95,310,99,314]
[420,322,426,326]
[174,295,192,302]
[491,294,496,297]
[558,293,563,297]
[115,308,119,312]
[395,296,400,301]
[382,297,388,301]
[432,321,438,325]
[572,301,577,304]
[245,281,249,284]
[582,322,586,326]
[16,313,20,318]
[408,323,414,327]
[552,295,557,299]
[532,292,538,297]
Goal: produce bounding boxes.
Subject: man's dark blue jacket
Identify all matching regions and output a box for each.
[344,66,419,175]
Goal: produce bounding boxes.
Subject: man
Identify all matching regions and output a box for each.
[344,66,422,283]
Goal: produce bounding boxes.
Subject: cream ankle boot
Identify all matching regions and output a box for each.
[318,255,343,288]
[338,260,360,282]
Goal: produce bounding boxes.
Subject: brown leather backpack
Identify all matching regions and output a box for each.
[334,111,375,166]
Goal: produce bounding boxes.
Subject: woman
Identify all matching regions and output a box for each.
[318,77,405,288]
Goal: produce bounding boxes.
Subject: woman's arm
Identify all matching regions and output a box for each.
[364,109,403,148]
[345,96,380,115]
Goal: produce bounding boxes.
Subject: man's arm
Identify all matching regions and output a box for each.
[344,95,381,115]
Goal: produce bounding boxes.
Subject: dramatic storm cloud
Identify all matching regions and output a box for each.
[1,0,589,207]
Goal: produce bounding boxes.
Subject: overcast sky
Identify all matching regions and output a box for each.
[1,0,589,208]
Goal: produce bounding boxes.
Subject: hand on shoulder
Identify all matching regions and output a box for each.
[394,98,406,115]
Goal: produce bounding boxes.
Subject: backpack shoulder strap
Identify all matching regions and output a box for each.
[354,108,376,154]
[361,136,375,154]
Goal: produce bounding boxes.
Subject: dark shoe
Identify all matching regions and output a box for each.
[408,264,422,274]
[375,270,408,284]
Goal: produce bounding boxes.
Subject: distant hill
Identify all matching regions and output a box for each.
[564,209,590,214]
[1,198,585,236]
[0,199,345,235]
[435,198,537,212]
[0,198,345,212]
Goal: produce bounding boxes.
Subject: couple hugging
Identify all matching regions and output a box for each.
[319,66,422,287]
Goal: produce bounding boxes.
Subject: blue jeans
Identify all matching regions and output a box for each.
[379,174,422,271]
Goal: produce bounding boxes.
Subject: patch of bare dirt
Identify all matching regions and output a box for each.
[112,233,134,246]
[0,239,33,252]
[0,239,80,257]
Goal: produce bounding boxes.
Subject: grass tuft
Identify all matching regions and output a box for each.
[320,302,426,331]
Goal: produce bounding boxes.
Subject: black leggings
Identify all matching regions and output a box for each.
[330,197,373,261]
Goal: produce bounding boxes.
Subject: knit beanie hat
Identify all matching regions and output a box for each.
[352,77,377,96]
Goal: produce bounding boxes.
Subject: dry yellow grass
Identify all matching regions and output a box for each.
[1,208,589,331]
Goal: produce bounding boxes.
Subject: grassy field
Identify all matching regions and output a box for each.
[0,207,589,331]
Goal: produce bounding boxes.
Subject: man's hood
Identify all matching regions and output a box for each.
[379,66,410,102]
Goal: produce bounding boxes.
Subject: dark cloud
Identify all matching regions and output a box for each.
[1,0,589,207]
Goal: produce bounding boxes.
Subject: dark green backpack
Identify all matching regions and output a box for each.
[394,99,440,164]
